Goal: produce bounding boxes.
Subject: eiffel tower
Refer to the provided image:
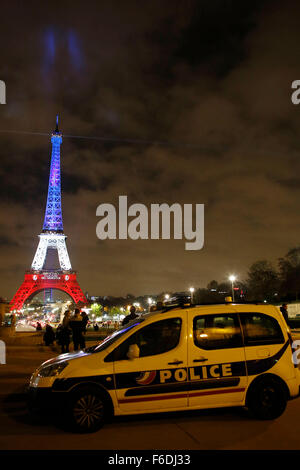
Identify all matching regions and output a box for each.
[10,117,87,311]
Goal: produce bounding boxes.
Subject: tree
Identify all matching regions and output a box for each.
[279,247,300,301]
[91,303,102,316]
[246,260,279,301]
[207,280,219,291]
[194,285,225,304]
[109,306,124,317]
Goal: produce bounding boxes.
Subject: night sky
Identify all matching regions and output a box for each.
[1,0,300,299]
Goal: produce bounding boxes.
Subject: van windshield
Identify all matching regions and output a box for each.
[86,318,144,354]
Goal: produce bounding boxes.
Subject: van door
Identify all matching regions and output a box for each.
[110,316,188,413]
[188,311,248,408]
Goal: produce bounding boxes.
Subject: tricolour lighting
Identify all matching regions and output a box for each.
[43,134,63,232]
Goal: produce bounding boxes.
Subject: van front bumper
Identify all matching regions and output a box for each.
[27,387,66,414]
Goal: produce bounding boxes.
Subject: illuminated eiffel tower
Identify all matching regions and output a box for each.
[10,117,87,311]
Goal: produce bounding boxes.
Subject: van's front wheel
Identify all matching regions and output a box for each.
[66,386,106,433]
[246,377,287,420]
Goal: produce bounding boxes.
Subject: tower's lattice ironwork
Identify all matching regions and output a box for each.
[10,118,87,311]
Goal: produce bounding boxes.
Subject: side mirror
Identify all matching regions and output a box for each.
[127,344,140,360]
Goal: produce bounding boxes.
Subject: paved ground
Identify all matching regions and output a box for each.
[1,331,300,450]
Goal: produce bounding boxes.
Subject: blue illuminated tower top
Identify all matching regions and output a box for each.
[42,116,64,233]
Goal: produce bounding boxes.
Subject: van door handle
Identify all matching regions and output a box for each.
[168,360,183,365]
[257,348,270,358]
[193,357,208,362]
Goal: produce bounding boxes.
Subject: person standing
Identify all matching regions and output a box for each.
[43,324,55,346]
[81,311,89,334]
[10,314,16,336]
[280,303,289,325]
[122,306,139,326]
[59,310,71,353]
[69,309,85,351]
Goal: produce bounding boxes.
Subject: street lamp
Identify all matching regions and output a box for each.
[189,287,195,304]
[164,294,170,301]
[229,275,236,302]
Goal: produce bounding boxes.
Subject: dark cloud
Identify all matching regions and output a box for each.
[175,1,265,75]
[0,235,18,247]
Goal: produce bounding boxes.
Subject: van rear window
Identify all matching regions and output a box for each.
[240,313,285,346]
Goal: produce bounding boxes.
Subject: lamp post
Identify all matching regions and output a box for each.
[229,275,236,302]
[189,287,195,304]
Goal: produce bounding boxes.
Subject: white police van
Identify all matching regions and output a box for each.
[28,302,300,432]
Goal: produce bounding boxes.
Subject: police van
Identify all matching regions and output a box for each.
[28,302,300,433]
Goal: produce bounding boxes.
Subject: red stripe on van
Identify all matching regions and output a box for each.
[189,387,245,398]
[118,387,245,404]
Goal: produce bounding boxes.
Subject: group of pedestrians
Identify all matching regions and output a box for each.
[43,309,89,353]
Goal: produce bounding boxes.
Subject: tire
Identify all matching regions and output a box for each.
[66,386,107,433]
[246,377,287,420]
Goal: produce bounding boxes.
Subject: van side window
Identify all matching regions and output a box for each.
[240,313,285,346]
[105,318,182,362]
[193,314,243,350]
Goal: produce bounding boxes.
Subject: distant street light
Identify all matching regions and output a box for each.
[229,275,236,302]
[164,294,170,301]
[189,287,195,304]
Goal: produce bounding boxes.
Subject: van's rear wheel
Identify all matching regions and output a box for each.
[246,377,287,420]
[67,386,106,433]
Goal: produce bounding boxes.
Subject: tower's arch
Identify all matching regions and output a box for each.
[25,287,74,305]
[10,272,87,311]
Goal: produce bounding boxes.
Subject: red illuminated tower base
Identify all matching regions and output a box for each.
[10,118,87,311]
[10,272,87,311]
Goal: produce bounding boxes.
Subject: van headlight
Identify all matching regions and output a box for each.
[38,362,68,377]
